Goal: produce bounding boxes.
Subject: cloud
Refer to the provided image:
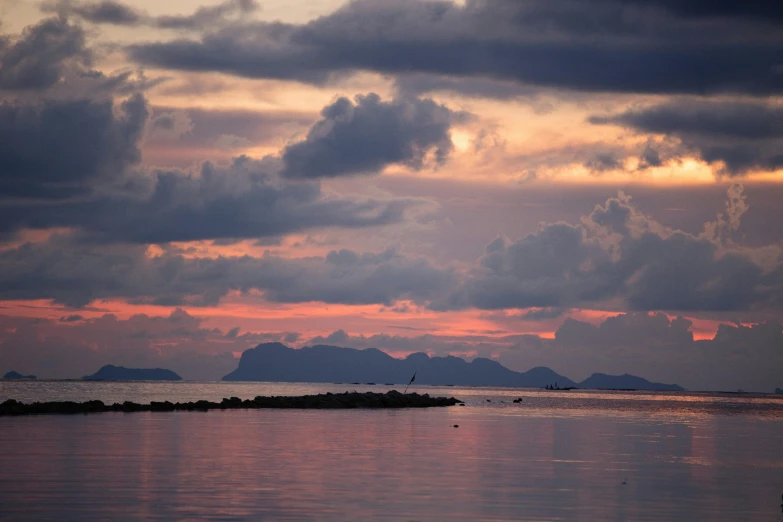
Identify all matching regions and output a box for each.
[148,110,194,139]
[1,306,780,389]
[281,93,463,179]
[0,93,148,199]
[2,183,780,313]
[0,308,292,379]
[589,100,783,175]
[128,0,783,95]
[516,307,568,321]
[303,312,783,392]
[0,89,434,242]
[155,0,259,30]
[549,312,783,391]
[0,155,423,243]
[447,224,604,310]
[41,0,259,29]
[0,235,454,308]
[0,16,90,90]
[584,152,623,173]
[143,105,314,156]
[394,72,543,104]
[445,186,783,312]
[623,0,783,21]
[53,0,143,25]
[504,140,648,178]
[0,17,164,96]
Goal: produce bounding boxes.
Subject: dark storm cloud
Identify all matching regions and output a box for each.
[60,0,142,25]
[0,93,147,199]
[590,101,783,140]
[42,0,260,29]
[0,90,432,241]
[0,17,164,96]
[443,189,783,312]
[625,0,783,21]
[128,0,783,95]
[0,236,454,308]
[0,16,90,90]
[394,73,540,102]
[281,94,463,179]
[590,100,783,175]
[155,0,259,30]
[445,224,606,310]
[0,155,421,243]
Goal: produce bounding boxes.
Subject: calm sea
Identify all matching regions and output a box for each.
[1,381,782,521]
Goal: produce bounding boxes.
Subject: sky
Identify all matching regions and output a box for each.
[0,0,782,391]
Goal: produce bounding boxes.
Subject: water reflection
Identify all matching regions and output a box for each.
[2,381,782,420]
[1,403,781,521]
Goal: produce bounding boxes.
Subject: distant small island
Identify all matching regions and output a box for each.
[2,371,37,380]
[577,373,683,392]
[83,365,182,381]
[0,391,462,416]
[776,388,782,395]
[221,343,684,391]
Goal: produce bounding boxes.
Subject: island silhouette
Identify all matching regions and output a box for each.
[83,365,182,381]
[2,371,37,380]
[221,343,684,391]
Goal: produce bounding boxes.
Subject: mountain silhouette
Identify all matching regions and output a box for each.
[222,343,680,391]
[223,343,576,387]
[83,365,182,381]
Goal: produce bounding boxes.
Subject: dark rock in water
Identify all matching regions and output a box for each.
[0,391,464,416]
[82,365,182,381]
[453,425,459,428]
[776,388,783,394]
[578,373,683,391]
[3,371,37,380]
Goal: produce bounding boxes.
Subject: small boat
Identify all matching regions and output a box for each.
[544,383,576,391]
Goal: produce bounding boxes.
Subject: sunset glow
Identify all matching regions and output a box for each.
[0,0,781,392]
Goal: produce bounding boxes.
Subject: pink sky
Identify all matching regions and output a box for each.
[0,0,781,390]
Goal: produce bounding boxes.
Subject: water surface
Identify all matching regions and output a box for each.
[1,382,781,521]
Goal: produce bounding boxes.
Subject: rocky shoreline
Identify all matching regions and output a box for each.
[0,391,463,416]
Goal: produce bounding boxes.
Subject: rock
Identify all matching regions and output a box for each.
[453,424,459,428]
[0,391,464,416]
